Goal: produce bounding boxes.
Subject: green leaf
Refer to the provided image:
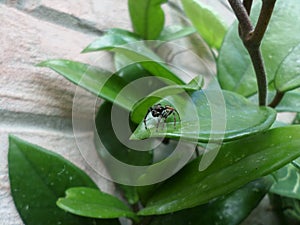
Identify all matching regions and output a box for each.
[270,195,300,221]
[8,136,119,225]
[275,44,300,92]
[114,53,167,92]
[247,85,300,113]
[38,59,139,111]
[158,25,196,42]
[276,89,300,113]
[95,101,192,186]
[137,183,162,206]
[128,0,167,40]
[138,126,300,215]
[130,83,202,124]
[149,178,272,225]
[218,0,300,96]
[294,113,300,125]
[57,187,137,220]
[282,198,300,221]
[95,101,153,166]
[95,101,156,185]
[187,75,204,89]
[83,37,185,85]
[82,28,140,51]
[181,0,227,49]
[270,158,300,200]
[131,90,276,142]
[114,53,152,82]
[118,184,139,205]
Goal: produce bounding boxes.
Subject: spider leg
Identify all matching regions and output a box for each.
[144,109,151,130]
[173,109,180,128]
[156,116,162,132]
[162,117,167,130]
[173,111,176,128]
[174,109,180,119]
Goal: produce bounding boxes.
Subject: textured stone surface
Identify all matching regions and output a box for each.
[24,0,131,32]
[1,5,95,117]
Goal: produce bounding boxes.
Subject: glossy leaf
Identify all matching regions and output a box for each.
[149,178,272,225]
[57,187,137,220]
[181,0,227,49]
[114,53,167,91]
[95,101,186,186]
[270,195,300,221]
[82,28,140,51]
[284,199,300,221]
[128,0,167,40]
[130,83,202,124]
[270,158,300,200]
[294,113,300,125]
[8,136,119,225]
[137,183,162,206]
[187,75,204,89]
[218,0,300,96]
[131,90,276,142]
[95,101,155,203]
[83,37,185,85]
[118,184,139,205]
[158,25,196,42]
[95,101,153,166]
[114,53,152,82]
[38,59,139,111]
[138,126,300,215]
[95,101,156,185]
[247,86,300,113]
[275,44,300,92]
[276,89,300,113]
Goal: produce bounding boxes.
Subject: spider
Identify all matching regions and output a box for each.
[143,104,180,130]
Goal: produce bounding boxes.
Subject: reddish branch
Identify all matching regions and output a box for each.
[228,0,277,106]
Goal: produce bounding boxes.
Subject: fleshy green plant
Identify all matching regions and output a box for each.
[8,0,300,224]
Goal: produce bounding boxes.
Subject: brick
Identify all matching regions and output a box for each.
[22,0,131,32]
[0,4,113,117]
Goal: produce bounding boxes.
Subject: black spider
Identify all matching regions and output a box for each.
[144,104,179,130]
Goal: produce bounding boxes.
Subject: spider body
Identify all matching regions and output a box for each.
[144,104,179,130]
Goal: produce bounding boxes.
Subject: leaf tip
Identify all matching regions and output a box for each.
[129,133,140,141]
[36,59,61,68]
[8,134,16,141]
[81,44,94,54]
[8,134,21,146]
[36,61,48,67]
[80,48,89,54]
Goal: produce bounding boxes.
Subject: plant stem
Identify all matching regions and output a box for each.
[228,0,277,106]
[247,47,267,105]
[268,91,284,108]
[243,0,253,15]
[228,0,253,39]
[251,0,276,44]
